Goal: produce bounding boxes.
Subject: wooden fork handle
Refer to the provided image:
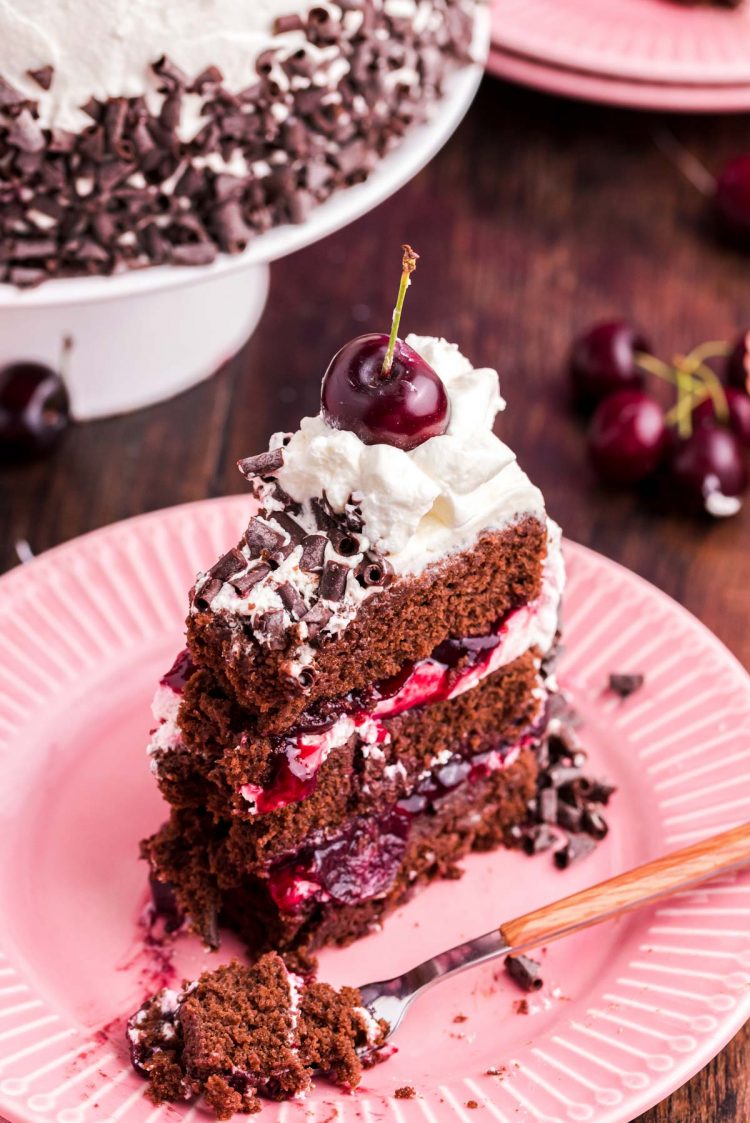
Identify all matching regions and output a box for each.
[500,821,750,954]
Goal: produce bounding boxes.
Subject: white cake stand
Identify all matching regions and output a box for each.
[0,14,488,420]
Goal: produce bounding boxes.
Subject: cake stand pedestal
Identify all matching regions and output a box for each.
[0,12,487,420]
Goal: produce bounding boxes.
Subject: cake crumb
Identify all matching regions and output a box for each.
[466,1100,479,1109]
[395,1086,416,1100]
[513,998,530,1015]
[453,1014,468,1023]
[485,1067,506,1078]
[608,672,644,699]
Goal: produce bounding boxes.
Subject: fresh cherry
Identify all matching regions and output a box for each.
[569,321,649,407]
[669,424,748,517]
[726,331,750,395]
[320,245,449,451]
[693,388,750,447]
[0,359,70,461]
[321,333,449,451]
[715,156,750,244]
[588,390,666,485]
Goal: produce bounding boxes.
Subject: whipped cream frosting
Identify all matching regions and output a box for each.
[192,335,549,652]
[275,334,545,574]
[1,0,426,132]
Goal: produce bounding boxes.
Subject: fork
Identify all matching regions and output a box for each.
[358,821,750,1039]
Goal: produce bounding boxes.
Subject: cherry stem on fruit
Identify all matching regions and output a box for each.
[636,341,730,438]
[634,352,679,386]
[382,244,419,378]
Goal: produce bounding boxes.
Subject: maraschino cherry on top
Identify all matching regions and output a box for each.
[321,244,450,452]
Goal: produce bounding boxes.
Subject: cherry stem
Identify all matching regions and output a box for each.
[637,341,730,438]
[382,244,418,378]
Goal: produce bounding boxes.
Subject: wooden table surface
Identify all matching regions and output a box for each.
[1,76,749,1120]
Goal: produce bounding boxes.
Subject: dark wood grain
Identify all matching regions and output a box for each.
[0,77,748,1121]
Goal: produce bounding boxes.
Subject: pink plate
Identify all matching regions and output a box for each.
[0,496,749,1123]
[487,47,750,113]
[491,0,750,86]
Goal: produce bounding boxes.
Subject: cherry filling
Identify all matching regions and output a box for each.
[160,649,195,693]
[267,810,410,913]
[265,731,530,914]
[244,612,517,816]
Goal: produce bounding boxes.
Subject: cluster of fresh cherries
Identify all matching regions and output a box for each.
[0,342,71,463]
[570,321,750,517]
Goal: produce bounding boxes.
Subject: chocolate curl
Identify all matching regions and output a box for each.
[278,582,307,620]
[272,511,306,545]
[608,672,644,699]
[505,955,543,993]
[300,534,326,573]
[319,560,348,602]
[244,517,285,558]
[209,547,246,583]
[255,609,286,650]
[357,555,393,588]
[232,563,270,596]
[301,601,332,639]
[554,834,597,870]
[193,576,222,610]
[329,528,360,557]
[237,448,284,479]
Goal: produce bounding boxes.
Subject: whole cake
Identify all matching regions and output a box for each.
[0,0,475,285]
[140,248,584,964]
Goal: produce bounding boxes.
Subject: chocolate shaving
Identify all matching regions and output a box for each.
[193,576,222,610]
[554,834,597,870]
[231,564,270,596]
[300,534,327,573]
[301,601,332,639]
[537,787,557,825]
[237,448,284,479]
[608,672,644,699]
[557,802,582,832]
[278,582,307,620]
[255,609,286,650]
[521,825,557,855]
[357,555,392,588]
[310,495,338,532]
[505,955,543,993]
[272,511,306,545]
[209,547,246,583]
[27,66,54,91]
[319,560,349,602]
[244,517,285,557]
[329,528,360,557]
[582,807,609,840]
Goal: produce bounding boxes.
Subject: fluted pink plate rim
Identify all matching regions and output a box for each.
[0,495,749,1123]
[487,46,750,112]
[492,0,750,86]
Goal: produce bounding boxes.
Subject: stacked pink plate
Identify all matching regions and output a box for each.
[489,0,750,112]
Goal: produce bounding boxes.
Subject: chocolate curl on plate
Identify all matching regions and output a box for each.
[237,448,284,479]
[505,955,543,993]
[608,672,644,699]
[554,834,597,870]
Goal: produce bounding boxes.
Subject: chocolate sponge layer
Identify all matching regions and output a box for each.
[188,517,547,734]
